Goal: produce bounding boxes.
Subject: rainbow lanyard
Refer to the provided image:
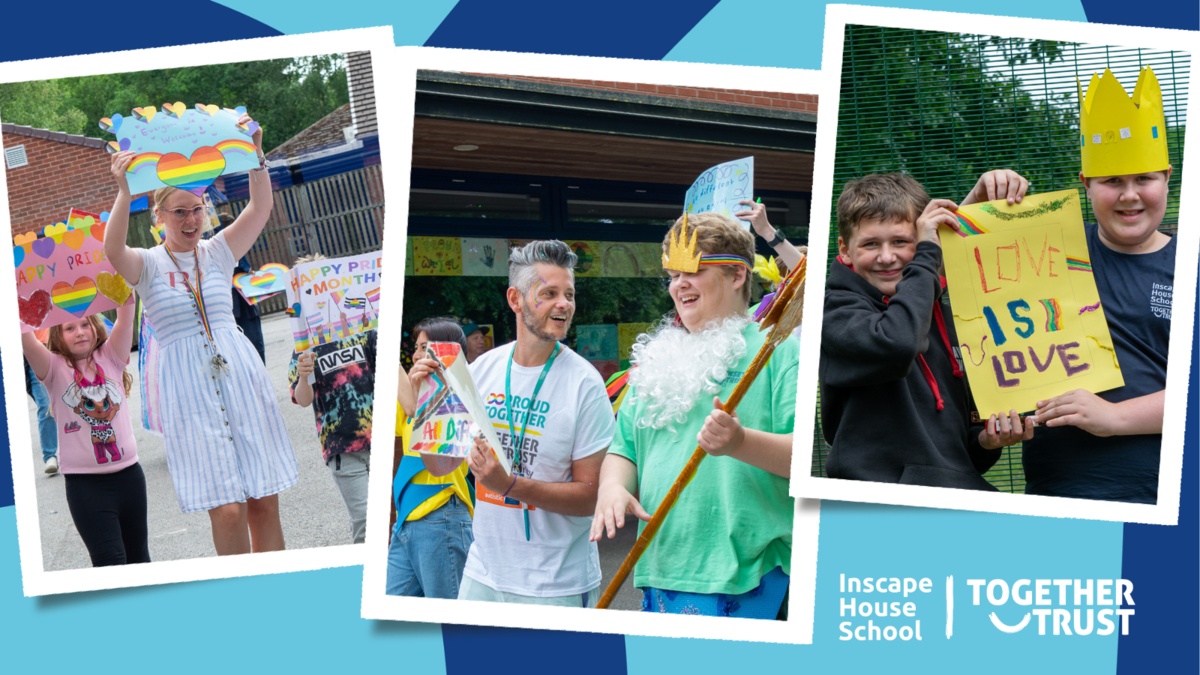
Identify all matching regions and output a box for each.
[504,341,561,541]
[164,244,228,375]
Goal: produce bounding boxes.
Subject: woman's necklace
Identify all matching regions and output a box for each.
[164,244,230,377]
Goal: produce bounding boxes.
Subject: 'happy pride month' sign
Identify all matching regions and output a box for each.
[14,209,134,333]
[939,190,1124,417]
[284,253,382,352]
[100,103,261,195]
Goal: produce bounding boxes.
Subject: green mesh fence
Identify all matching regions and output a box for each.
[812,26,1190,492]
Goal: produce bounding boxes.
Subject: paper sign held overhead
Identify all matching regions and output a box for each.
[938,190,1124,417]
[100,103,261,195]
[684,156,754,229]
[14,209,134,333]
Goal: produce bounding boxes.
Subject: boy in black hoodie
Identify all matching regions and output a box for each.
[819,172,1033,490]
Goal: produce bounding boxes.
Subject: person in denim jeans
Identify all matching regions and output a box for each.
[26,357,60,474]
[387,318,475,598]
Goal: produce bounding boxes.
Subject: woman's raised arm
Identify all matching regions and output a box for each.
[220,115,272,261]
[103,151,144,284]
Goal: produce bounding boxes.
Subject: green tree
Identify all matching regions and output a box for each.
[0,55,349,151]
[0,80,87,134]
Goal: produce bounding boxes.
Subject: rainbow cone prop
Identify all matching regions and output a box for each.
[596,256,807,609]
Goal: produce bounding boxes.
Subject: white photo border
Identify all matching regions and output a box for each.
[361,46,823,645]
[789,5,1198,526]
[0,27,405,596]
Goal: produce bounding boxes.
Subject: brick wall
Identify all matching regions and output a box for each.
[477,75,819,114]
[3,131,116,236]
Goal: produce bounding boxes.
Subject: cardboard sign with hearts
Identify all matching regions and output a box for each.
[13,208,134,333]
[233,262,291,301]
[101,103,261,195]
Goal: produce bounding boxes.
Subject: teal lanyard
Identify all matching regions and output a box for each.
[504,341,561,541]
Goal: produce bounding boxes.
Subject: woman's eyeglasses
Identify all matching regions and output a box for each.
[164,206,206,222]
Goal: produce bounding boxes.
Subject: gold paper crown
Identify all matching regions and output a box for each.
[663,211,701,273]
[1078,67,1169,177]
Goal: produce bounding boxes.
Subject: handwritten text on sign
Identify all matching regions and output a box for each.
[939,190,1123,416]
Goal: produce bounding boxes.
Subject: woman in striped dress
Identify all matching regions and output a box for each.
[105,114,299,555]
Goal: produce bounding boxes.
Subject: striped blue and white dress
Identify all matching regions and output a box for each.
[134,232,298,513]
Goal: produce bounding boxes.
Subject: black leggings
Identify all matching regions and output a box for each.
[64,462,151,567]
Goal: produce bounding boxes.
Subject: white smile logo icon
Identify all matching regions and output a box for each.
[989,612,1031,633]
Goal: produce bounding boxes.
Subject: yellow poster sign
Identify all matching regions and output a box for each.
[939,190,1123,417]
[413,237,463,276]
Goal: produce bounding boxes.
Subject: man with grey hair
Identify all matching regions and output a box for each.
[458,239,615,607]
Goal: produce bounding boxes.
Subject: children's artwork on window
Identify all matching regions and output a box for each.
[461,237,509,277]
[413,236,463,276]
[99,104,261,196]
[939,189,1124,416]
[284,252,382,351]
[576,324,619,381]
[684,156,754,228]
[411,341,507,470]
[14,209,134,333]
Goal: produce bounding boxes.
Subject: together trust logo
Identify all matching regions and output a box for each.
[964,577,1135,636]
[485,393,506,405]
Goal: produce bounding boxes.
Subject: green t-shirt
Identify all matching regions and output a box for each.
[608,321,797,595]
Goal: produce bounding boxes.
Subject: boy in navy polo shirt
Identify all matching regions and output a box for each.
[1020,67,1176,504]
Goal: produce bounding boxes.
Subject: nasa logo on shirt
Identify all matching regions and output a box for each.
[317,343,367,374]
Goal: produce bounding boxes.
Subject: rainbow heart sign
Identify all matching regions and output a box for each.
[101,102,261,194]
[13,208,134,332]
[233,262,290,301]
[157,147,226,193]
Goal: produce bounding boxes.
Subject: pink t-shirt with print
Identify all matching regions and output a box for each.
[39,340,138,474]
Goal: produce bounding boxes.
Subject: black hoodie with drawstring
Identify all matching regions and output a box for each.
[819,241,999,490]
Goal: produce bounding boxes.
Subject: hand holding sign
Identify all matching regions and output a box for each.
[938,189,1124,418]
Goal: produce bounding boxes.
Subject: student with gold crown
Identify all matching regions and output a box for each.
[1007,67,1177,504]
[589,211,798,619]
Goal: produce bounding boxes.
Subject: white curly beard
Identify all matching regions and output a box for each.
[627,314,750,432]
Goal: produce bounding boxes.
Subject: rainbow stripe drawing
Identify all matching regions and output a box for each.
[954,212,989,237]
[101,102,262,195]
[1040,298,1064,332]
[1066,256,1093,272]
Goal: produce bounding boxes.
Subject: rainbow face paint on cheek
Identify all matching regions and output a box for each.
[532,278,547,308]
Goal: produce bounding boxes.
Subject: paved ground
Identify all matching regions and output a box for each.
[31,313,352,571]
[595,516,642,611]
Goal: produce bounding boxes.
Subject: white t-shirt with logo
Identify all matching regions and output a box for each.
[462,341,615,597]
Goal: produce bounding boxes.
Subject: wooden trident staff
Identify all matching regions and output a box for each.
[596,257,807,609]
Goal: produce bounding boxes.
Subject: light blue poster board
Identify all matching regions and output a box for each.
[683,156,754,229]
[576,324,618,361]
[99,103,261,195]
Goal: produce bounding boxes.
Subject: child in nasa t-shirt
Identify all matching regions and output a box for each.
[461,341,615,601]
[289,329,377,543]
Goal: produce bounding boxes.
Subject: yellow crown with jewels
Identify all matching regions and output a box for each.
[663,211,701,273]
[1078,67,1169,177]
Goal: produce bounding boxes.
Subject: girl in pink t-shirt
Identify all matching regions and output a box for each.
[22,299,148,566]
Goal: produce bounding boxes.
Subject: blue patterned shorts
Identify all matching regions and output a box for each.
[640,566,789,619]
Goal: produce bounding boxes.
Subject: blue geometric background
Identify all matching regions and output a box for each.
[1,2,1195,673]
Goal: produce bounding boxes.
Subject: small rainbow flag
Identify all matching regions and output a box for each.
[954,213,989,237]
[1066,256,1092,272]
[1040,298,1064,332]
[329,290,347,307]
